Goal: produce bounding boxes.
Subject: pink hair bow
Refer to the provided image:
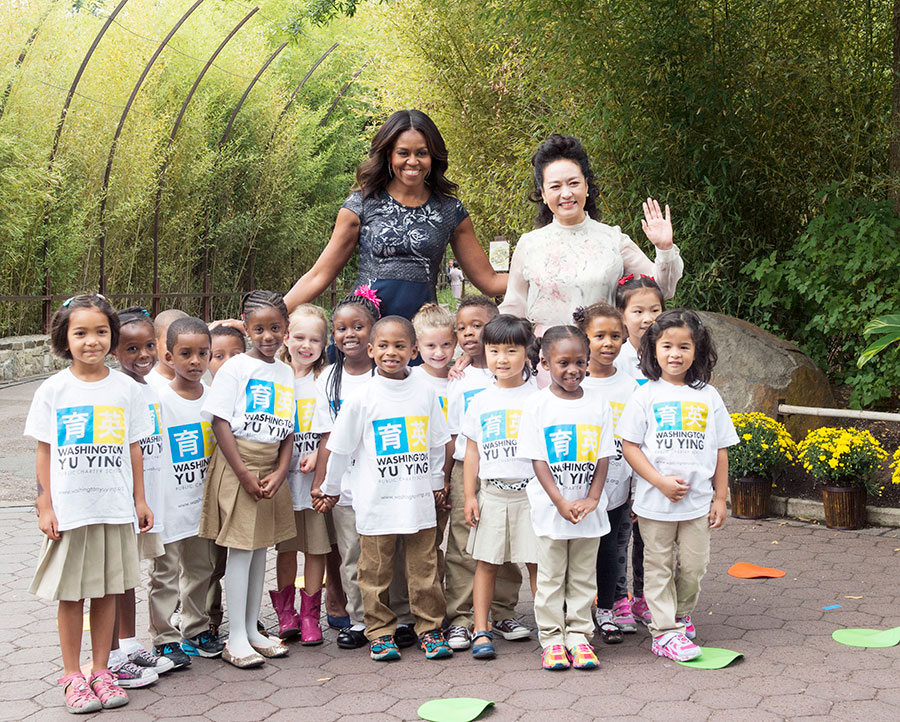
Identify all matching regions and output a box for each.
[354,284,382,310]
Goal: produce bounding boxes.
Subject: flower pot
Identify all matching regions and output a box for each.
[729,475,772,519]
[821,485,867,530]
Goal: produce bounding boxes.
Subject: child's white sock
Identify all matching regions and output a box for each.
[108,648,128,668]
[119,637,141,655]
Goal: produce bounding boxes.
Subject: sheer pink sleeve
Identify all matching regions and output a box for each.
[619,234,684,300]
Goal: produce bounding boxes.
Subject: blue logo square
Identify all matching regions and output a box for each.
[246,379,275,414]
[373,417,409,456]
[57,406,94,446]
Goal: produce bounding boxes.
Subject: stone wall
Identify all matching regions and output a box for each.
[0,335,67,383]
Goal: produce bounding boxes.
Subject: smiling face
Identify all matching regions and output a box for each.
[389,129,432,190]
[368,320,416,379]
[286,316,326,374]
[585,315,624,377]
[66,307,112,368]
[116,321,157,381]
[622,288,663,348]
[655,325,695,385]
[485,342,527,387]
[416,326,456,373]
[167,332,210,385]
[244,306,288,362]
[333,305,374,361]
[540,158,588,226]
[542,335,588,399]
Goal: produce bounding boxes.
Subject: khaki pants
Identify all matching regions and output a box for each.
[444,461,522,628]
[332,504,413,626]
[205,543,228,628]
[358,528,445,639]
[148,535,218,645]
[534,535,600,648]
[638,515,710,638]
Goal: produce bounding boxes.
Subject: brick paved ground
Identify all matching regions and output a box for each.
[1,505,898,722]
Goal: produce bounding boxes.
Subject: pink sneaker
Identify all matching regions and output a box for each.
[631,596,652,626]
[676,614,696,639]
[651,632,701,662]
[612,597,637,633]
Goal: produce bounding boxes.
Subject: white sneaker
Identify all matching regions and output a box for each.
[444,625,471,650]
[111,661,158,689]
[128,647,175,675]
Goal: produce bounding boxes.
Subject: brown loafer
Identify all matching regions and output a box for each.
[250,641,289,658]
[222,645,265,669]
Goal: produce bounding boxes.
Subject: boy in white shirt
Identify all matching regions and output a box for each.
[318,316,453,661]
[444,297,525,650]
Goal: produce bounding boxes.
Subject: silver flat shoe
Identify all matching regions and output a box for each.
[222,645,265,669]
[250,641,289,658]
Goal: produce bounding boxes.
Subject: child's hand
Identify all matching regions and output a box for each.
[555,498,582,524]
[259,471,285,499]
[448,355,470,381]
[657,475,690,503]
[318,495,339,512]
[135,501,154,533]
[299,451,317,474]
[37,506,60,540]
[570,497,598,520]
[464,496,480,527]
[433,488,447,511]
[239,471,265,501]
[440,483,452,510]
[708,498,727,529]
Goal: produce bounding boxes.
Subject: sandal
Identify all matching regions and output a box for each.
[471,631,495,660]
[88,669,129,709]
[59,672,102,714]
[599,620,624,645]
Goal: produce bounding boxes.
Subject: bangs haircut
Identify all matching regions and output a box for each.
[50,294,120,360]
[482,314,540,378]
[638,309,716,388]
[614,275,665,312]
[167,316,211,351]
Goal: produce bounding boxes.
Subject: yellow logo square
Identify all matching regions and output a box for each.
[575,423,602,461]
[405,416,429,452]
[681,402,708,431]
[94,406,125,444]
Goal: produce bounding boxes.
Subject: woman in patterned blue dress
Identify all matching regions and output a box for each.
[284,110,506,319]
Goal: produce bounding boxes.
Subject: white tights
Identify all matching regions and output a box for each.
[224,547,276,656]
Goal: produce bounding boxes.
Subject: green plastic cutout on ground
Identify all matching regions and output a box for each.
[676,647,744,669]
[832,627,900,648]
[417,698,495,722]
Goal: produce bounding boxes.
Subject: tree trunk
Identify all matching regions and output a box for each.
[891,0,900,213]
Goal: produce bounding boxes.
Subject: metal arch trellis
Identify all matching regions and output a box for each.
[150,6,260,318]
[96,0,207,296]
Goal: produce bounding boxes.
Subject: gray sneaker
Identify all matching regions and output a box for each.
[493,618,532,641]
[444,625,471,650]
[128,647,175,675]
[111,661,158,689]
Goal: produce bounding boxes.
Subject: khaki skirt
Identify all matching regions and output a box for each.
[466,484,539,565]
[276,508,335,555]
[199,438,296,551]
[30,523,140,602]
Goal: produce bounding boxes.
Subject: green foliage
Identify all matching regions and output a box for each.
[0,0,372,334]
[858,314,900,367]
[744,184,900,407]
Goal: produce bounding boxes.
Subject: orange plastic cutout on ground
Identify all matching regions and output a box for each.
[728,562,785,579]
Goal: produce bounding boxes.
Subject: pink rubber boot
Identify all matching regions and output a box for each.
[299,589,324,646]
[269,585,301,640]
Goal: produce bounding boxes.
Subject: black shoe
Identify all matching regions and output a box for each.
[336,627,368,649]
[154,642,192,670]
[395,624,418,649]
[181,628,225,658]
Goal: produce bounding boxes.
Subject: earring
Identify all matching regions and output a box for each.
[388,165,394,179]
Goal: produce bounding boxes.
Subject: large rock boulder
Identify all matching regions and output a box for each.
[698,311,834,439]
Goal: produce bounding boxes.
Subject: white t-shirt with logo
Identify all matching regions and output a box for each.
[322,372,451,535]
[158,384,216,543]
[411,365,450,422]
[137,382,166,534]
[286,372,322,511]
[448,365,495,461]
[203,354,294,444]
[618,379,739,522]
[614,340,650,386]
[311,364,375,507]
[460,381,538,486]
[582,370,638,510]
[24,368,152,532]
[517,386,615,540]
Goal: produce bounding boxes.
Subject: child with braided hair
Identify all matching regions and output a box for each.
[199,290,296,668]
